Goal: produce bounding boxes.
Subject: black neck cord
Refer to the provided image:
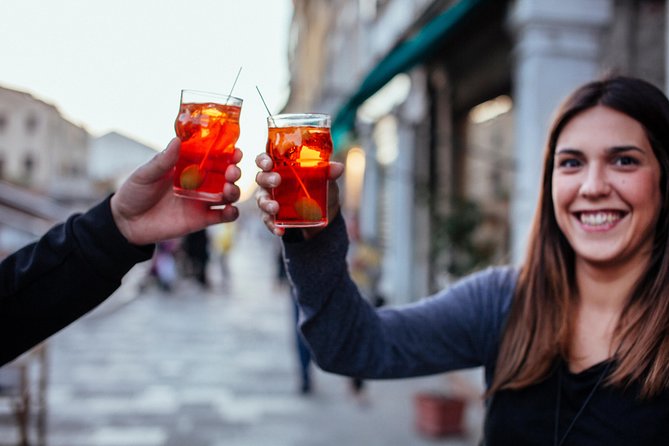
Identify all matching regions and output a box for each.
[553,360,614,446]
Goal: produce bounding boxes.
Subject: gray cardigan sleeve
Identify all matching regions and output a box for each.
[282,212,517,383]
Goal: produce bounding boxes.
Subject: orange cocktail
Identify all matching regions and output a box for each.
[173,90,242,202]
[266,114,333,228]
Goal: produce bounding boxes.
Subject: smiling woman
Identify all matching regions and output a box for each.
[551,106,661,271]
[254,75,669,445]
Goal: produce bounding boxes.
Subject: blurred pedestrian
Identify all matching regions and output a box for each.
[183,229,210,288]
[0,138,242,366]
[152,238,180,292]
[275,243,313,394]
[255,76,669,444]
[274,243,289,291]
[212,223,235,290]
[292,292,313,395]
[347,216,385,398]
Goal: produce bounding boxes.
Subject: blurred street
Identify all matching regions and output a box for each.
[1,224,480,446]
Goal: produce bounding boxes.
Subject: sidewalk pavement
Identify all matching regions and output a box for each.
[0,228,483,446]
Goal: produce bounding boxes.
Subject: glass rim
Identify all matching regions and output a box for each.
[267,113,331,128]
[180,89,243,105]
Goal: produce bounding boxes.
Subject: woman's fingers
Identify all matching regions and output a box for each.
[256,188,278,215]
[255,153,273,171]
[255,171,281,189]
[329,161,345,180]
[255,187,284,236]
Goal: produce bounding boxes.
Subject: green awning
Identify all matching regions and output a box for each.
[332,0,486,151]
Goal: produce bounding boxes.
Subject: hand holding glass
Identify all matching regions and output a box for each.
[173,89,243,202]
[266,114,333,228]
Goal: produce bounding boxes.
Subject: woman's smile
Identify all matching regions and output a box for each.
[574,209,626,231]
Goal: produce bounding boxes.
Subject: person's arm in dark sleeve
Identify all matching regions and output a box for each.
[284,211,516,380]
[0,196,153,365]
[0,137,245,366]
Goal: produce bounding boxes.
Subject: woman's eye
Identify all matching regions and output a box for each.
[557,158,581,169]
[613,156,639,166]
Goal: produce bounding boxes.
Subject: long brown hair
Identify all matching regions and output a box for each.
[488,76,669,399]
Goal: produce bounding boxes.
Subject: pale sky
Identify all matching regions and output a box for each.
[0,0,293,197]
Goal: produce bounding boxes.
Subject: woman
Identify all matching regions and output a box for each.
[255,76,669,444]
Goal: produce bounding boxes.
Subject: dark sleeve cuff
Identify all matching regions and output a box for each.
[282,228,305,243]
[281,211,350,298]
[281,210,345,245]
[72,195,155,280]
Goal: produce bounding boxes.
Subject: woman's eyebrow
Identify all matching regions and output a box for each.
[607,145,645,154]
[554,148,582,156]
[554,145,645,156]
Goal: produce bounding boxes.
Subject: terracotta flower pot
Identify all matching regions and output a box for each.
[414,392,466,438]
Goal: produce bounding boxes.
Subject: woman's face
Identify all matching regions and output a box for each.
[551,105,662,269]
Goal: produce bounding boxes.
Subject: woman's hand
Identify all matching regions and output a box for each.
[254,153,344,239]
[111,138,242,245]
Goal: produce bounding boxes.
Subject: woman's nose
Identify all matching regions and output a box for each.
[579,166,611,198]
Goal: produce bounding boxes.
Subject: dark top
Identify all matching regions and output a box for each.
[0,196,153,365]
[486,360,669,445]
[282,212,669,444]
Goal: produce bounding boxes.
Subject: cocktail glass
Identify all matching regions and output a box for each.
[266,113,333,228]
[173,89,243,202]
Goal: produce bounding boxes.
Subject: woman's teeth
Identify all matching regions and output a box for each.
[579,212,621,226]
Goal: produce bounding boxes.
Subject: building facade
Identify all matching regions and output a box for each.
[286,0,667,305]
[88,131,158,193]
[0,86,90,203]
[0,86,159,258]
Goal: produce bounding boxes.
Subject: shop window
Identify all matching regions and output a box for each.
[376,0,390,11]
[25,114,39,134]
[23,154,35,180]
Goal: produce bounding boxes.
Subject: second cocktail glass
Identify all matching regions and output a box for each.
[173,89,243,202]
[266,113,333,228]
